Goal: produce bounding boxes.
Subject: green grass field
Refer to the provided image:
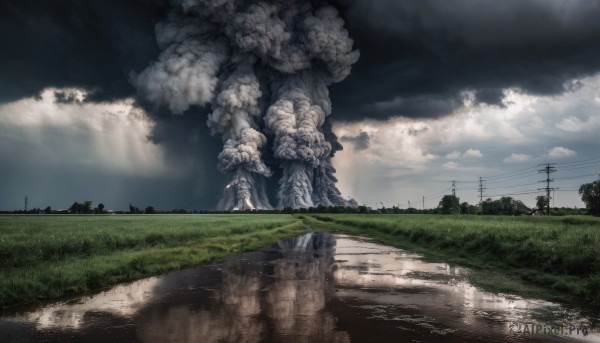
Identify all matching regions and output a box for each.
[303,214,600,304]
[0,214,304,308]
[2,214,600,309]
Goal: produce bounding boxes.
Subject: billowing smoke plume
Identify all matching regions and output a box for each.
[133,0,359,209]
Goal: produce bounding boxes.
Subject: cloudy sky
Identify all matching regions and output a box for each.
[1,0,599,211]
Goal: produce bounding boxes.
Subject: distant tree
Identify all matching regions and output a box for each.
[499,197,514,214]
[536,195,549,215]
[460,202,470,214]
[69,201,93,214]
[468,204,481,215]
[95,203,105,214]
[129,203,141,214]
[481,198,501,215]
[551,207,587,216]
[579,176,600,216]
[70,202,80,214]
[82,201,92,214]
[438,195,460,214]
[480,197,528,215]
[144,206,156,214]
[44,206,52,214]
[511,199,530,215]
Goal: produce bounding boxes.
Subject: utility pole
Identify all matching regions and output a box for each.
[24,196,28,212]
[451,181,456,197]
[478,177,486,203]
[408,200,411,209]
[422,196,425,210]
[538,163,556,215]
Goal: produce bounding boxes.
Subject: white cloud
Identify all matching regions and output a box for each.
[463,149,483,158]
[331,74,600,208]
[503,153,533,163]
[555,115,600,133]
[0,88,170,177]
[548,146,576,158]
[443,161,461,170]
[556,116,587,132]
[445,150,462,159]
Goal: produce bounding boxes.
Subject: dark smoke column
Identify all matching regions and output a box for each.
[210,60,273,210]
[133,0,359,209]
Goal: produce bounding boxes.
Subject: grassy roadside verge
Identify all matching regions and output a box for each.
[0,214,304,308]
[301,214,600,305]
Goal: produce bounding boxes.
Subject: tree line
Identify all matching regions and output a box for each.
[3,175,599,216]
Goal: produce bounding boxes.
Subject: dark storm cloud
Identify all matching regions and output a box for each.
[340,131,370,151]
[330,0,600,120]
[143,107,229,208]
[0,0,169,104]
[2,0,599,119]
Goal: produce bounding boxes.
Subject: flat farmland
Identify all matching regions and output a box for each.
[0,214,304,307]
[2,213,600,309]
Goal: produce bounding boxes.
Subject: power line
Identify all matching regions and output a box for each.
[486,190,542,197]
[483,171,539,184]
[538,163,556,215]
[455,186,478,191]
[556,156,600,166]
[483,165,539,181]
[485,181,540,190]
[558,163,600,172]
[554,173,598,181]
[425,187,453,198]
[399,156,597,209]
[478,177,485,203]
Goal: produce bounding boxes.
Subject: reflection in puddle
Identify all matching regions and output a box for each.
[1,233,599,342]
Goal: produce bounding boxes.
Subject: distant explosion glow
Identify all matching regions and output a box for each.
[134,0,359,210]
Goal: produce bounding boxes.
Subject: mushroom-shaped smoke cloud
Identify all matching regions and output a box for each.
[134,0,359,209]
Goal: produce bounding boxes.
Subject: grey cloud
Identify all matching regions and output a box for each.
[407,127,429,137]
[53,90,85,104]
[341,131,369,151]
[329,0,600,120]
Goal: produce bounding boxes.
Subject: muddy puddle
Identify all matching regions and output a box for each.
[1,233,599,342]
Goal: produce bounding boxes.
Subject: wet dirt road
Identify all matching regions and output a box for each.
[1,233,598,342]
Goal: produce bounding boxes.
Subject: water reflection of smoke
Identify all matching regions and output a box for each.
[135,233,348,343]
[136,306,266,343]
[265,233,348,343]
[136,257,267,343]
